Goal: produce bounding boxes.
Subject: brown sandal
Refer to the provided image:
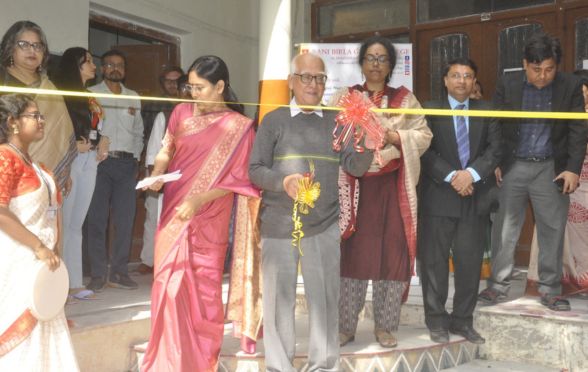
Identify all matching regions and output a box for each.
[375,329,397,348]
[540,295,571,311]
[478,287,507,305]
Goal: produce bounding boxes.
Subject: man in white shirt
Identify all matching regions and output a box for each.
[86,49,144,291]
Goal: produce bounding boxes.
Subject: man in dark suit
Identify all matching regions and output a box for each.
[478,33,587,311]
[419,58,502,344]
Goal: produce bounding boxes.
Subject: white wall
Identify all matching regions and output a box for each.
[0,0,89,53]
[1,0,260,116]
[90,0,260,115]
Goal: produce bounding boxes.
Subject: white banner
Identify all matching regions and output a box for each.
[299,43,413,104]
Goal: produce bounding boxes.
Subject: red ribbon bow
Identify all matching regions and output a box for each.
[333,90,385,159]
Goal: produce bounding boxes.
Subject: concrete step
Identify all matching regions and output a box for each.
[132,314,479,372]
[442,359,559,372]
[66,272,153,372]
[69,270,588,371]
[476,295,588,372]
[133,332,564,372]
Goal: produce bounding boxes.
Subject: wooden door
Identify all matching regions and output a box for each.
[114,44,175,97]
[415,11,557,102]
[563,4,588,72]
[414,10,557,266]
[479,12,558,96]
[415,23,483,102]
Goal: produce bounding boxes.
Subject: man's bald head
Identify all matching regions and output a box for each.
[288,53,327,109]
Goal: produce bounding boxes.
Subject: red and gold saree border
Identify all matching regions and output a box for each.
[154,111,253,269]
[0,309,37,357]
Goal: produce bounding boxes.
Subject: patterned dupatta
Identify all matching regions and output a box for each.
[153,110,256,267]
[3,68,77,191]
[226,197,263,348]
[337,85,432,297]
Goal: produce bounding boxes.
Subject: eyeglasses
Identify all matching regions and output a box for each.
[16,40,46,53]
[363,54,389,65]
[20,112,45,122]
[448,73,474,80]
[293,73,328,85]
[182,83,204,93]
[103,62,125,70]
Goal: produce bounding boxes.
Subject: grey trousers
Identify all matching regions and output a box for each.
[489,160,569,295]
[262,223,340,372]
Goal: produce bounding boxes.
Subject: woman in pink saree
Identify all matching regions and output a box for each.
[141,56,260,372]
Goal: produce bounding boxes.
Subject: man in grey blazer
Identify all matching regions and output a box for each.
[419,58,502,344]
[478,33,587,311]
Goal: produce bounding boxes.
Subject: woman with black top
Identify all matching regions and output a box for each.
[52,47,109,299]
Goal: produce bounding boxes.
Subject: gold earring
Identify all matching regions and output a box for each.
[12,125,19,135]
[9,56,14,67]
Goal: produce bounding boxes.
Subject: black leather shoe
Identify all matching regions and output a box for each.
[108,273,138,290]
[449,326,485,344]
[86,277,106,292]
[429,328,449,343]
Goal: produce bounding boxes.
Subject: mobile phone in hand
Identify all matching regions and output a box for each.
[553,178,565,193]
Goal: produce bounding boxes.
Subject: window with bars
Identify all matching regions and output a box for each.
[429,33,469,101]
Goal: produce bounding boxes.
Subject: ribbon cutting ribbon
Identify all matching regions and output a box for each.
[2,84,588,120]
[291,161,321,256]
[333,90,386,164]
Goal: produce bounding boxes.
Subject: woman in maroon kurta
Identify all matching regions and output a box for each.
[338,36,432,348]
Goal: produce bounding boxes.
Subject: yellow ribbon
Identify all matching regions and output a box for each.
[291,161,321,257]
[2,85,588,120]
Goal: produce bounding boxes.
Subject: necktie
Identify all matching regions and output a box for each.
[455,104,469,169]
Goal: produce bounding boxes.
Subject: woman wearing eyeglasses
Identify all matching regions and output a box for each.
[0,94,79,371]
[52,47,108,301]
[0,21,77,197]
[140,55,261,372]
[335,36,432,348]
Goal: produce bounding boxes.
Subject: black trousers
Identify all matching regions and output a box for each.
[87,157,138,278]
[418,204,487,330]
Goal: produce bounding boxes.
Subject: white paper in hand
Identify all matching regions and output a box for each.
[136,169,182,189]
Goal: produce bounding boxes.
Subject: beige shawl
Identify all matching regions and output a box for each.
[331,86,432,274]
[7,69,75,189]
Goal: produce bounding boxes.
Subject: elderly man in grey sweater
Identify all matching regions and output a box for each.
[249,53,373,371]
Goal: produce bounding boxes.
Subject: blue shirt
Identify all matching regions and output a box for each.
[517,81,553,158]
[444,96,480,183]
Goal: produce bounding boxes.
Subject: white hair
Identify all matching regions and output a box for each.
[290,52,327,75]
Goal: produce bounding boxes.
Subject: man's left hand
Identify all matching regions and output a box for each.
[554,171,580,194]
